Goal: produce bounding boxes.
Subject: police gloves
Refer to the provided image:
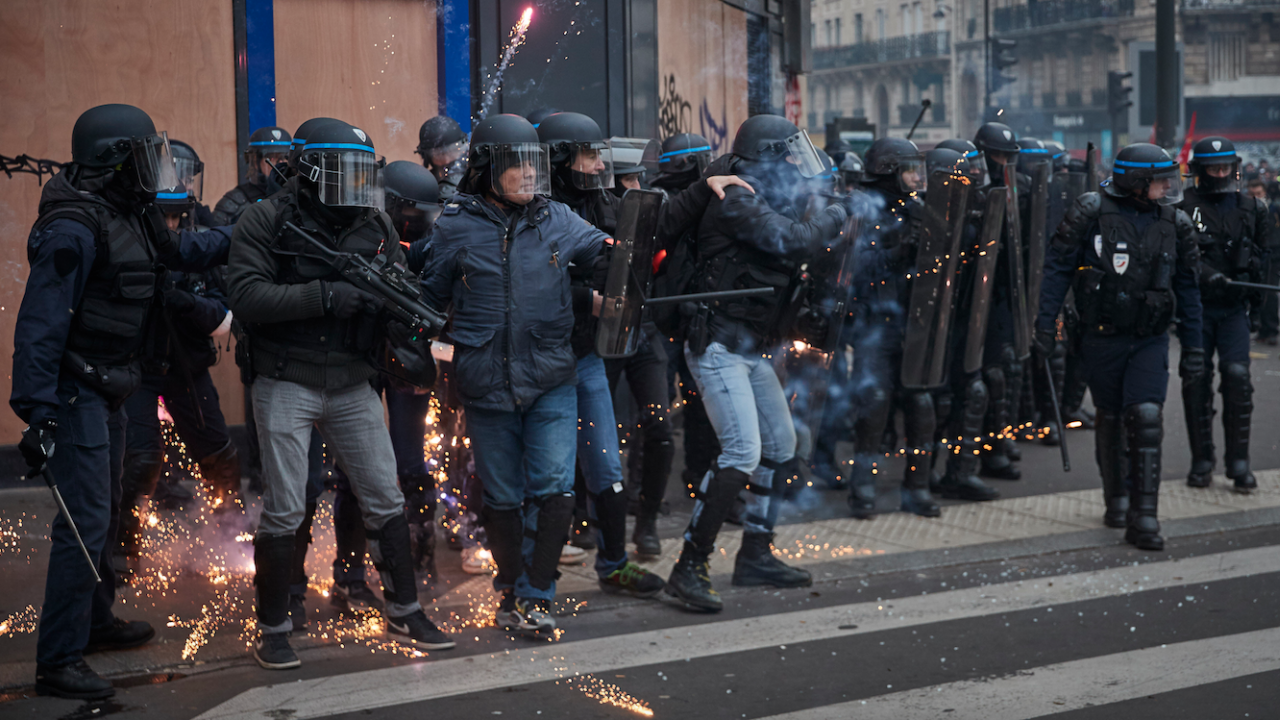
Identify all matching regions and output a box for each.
[163,287,198,315]
[1179,347,1206,379]
[19,419,57,475]
[1203,269,1230,290]
[1033,328,1057,358]
[322,281,382,319]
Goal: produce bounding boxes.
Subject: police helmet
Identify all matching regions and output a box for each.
[243,126,291,184]
[973,122,1020,155]
[730,114,826,177]
[70,104,178,192]
[936,138,986,185]
[460,114,550,201]
[297,121,385,209]
[415,115,469,181]
[168,139,204,203]
[1189,136,1241,194]
[289,117,342,171]
[525,107,562,129]
[864,136,926,193]
[839,151,865,187]
[537,112,614,190]
[383,160,440,244]
[1015,137,1052,173]
[658,133,714,176]
[1106,143,1183,205]
[1043,140,1068,172]
[925,148,968,177]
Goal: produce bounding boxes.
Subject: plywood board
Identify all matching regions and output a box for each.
[656,0,749,156]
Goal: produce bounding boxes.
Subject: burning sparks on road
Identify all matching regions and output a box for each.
[0,606,38,638]
[567,675,654,717]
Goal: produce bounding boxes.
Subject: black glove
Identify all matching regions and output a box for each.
[19,419,57,475]
[1179,347,1206,379]
[795,309,829,343]
[322,281,381,319]
[1203,269,1229,290]
[590,251,611,292]
[1033,328,1057,358]
[163,287,198,315]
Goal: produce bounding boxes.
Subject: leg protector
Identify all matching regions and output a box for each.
[1124,403,1164,551]
[254,533,297,631]
[1181,366,1216,488]
[900,391,940,517]
[290,502,317,595]
[687,466,751,554]
[197,441,242,511]
[332,484,367,586]
[1220,361,1256,491]
[118,451,164,556]
[366,514,421,615]
[980,365,1020,479]
[846,455,878,518]
[639,439,675,515]
[1094,408,1129,528]
[480,506,525,589]
[590,484,629,566]
[527,492,576,593]
[940,373,999,501]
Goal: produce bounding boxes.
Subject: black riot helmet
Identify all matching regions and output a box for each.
[973,122,1020,179]
[838,151,865,188]
[168,139,204,202]
[864,136,926,194]
[289,117,342,171]
[1106,143,1183,205]
[415,115,469,182]
[526,107,562,128]
[1044,140,1068,172]
[925,148,968,177]
[297,121,385,208]
[936,138,986,185]
[729,114,826,178]
[70,103,178,193]
[1015,137,1052,174]
[383,160,440,244]
[658,133,714,177]
[244,125,292,184]
[459,113,550,202]
[537,112,614,191]
[155,181,196,222]
[1189,136,1242,194]
[825,138,853,164]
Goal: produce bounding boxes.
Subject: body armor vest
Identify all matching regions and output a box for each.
[1184,189,1261,304]
[34,199,156,368]
[1075,195,1177,337]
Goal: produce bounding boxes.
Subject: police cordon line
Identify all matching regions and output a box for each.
[6,102,1273,698]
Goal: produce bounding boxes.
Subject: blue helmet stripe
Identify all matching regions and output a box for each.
[249,140,292,148]
[1114,159,1176,168]
[1193,150,1236,157]
[660,146,712,161]
[156,192,189,200]
[1021,148,1051,154]
[302,142,375,152]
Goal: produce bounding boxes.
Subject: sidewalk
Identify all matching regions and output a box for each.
[2,464,1278,694]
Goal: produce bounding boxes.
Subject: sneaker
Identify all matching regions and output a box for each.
[599,561,666,598]
[35,660,114,700]
[288,594,307,631]
[461,545,496,575]
[84,617,155,654]
[386,610,456,650]
[559,543,587,565]
[253,632,301,670]
[499,596,556,634]
[331,581,384,611]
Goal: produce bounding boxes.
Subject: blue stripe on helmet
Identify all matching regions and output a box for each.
[964,150,980,159]
[302,142,375,152]
[156,192,189,200]
[291,138,306,145]
[1114,158,1176,168]
[1113,168,1125,174]
[1021,148,1051,154]
[249,140,292,148]
[659,146,712,161]
[1193,150,1236,157]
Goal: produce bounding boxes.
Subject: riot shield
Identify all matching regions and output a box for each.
[901,169,971,390]
[1024,160,1051,327]
[963,189,1006,375]
[596,189,665,358]
[1003,163,1031,360]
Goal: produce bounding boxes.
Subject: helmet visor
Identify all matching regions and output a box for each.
[640,139,663,174]
[173,155,204,202]
[306,149,385,208]
[1147,171,1184,205]
[491,142,551,201]
[784,130,827,179]
[897,157,928,193]
[570,140,614,190]
[428,139,469,171]
[1194,159,1240,194]
[131,131,179,193]
[657,143,712,176]
[389,198,441,244]
[245,149,290,183]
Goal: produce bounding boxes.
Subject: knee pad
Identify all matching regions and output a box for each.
[1124,402,1163,449]
[1221,362,1253,398]
[999,344,1018,367]
[982,367,1005,402]
[901,391,935,440]
[965,376,988,410]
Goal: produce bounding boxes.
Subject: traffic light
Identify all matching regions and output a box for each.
[990,38,1018,92]
[1107,70,1134,117]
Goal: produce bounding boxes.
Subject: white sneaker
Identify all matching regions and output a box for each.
[559,543,587,565]
[461,545,496,575]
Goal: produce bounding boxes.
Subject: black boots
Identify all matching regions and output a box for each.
[900,392,942,518]
[1124,403,1164,551]
[1182,364,1216,488]
[632,511,662,557]
[732,532,812,588]
[847,457,877,519]
[666,466,749,611]
[1221,361,1257,493]
[666,541,721,612]
[1094,408,1130,529]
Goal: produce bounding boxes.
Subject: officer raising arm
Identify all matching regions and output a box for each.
[1035,143,1204,552]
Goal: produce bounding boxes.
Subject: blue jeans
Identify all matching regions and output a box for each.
[575,353,627,577]
[684,341,796,537]
[467,384,577,601]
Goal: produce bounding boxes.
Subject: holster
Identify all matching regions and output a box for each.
[62,351,141,409]
[232,318,256,385]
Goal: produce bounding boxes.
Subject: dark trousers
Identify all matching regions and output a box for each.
[605,328,674,515]
[1258,256,1280,339]
[124,368,231,471]
[1203,302,1253,367]
[37,375,126,668]
[1081,333,1170,412]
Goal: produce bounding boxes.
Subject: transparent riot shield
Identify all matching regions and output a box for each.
[1003,163,1031,361]
[964,189,1006,375]
[596,189,665,358]
[1025,160,1051,326]
[901,169,972,390]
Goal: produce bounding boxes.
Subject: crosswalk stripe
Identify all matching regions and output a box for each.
[759,626,1280,719]
[194,545,1280,720]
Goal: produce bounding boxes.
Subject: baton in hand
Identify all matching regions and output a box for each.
[643,287,776,307]
[1043,355,1070,473]
[1224,279,1280,293]
[32,465,102,583]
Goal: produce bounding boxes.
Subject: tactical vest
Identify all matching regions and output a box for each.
[701,242,800,345]
[1184,189,1261,304]
[252,192,392,358]
[33,199,156,367]
[1074,195,1177,337]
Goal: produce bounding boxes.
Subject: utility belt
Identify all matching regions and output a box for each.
[61,351,142,410]
[1074,266,1174,338]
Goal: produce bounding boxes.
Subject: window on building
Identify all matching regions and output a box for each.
[825,84,833,111]
[1209,33,1245,82]
[835,17,842,45]
[811,22,816,47]
[913,2,922,34]
[825,19,832,47]
[876,9,885,40]
[900,5,908,36]
[855,14,863,43]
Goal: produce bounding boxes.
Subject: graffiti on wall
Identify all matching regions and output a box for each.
[658,74,730,155]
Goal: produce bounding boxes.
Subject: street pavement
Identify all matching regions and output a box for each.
[3,337,1280,719]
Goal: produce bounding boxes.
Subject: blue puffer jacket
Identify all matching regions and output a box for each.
[419,193,609,411]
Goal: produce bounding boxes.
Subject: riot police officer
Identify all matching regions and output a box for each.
[228,120,454,668]
[415,115,468,201]
[12,104,229,698]
[1036,143,1204,551]
[211,125,291,226]
[1179,136,1268,493]
[668,114,846,611]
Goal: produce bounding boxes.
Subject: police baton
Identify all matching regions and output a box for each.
[643,287,775,307]
[1224,279,1280,293]
[1043,356,1070,473]
[32,465,102,583]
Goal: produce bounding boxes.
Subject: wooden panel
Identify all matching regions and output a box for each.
[0,0,239,442]
[274,0,438,164]
[656,0,749,155]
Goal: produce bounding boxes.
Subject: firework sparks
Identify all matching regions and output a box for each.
[477,7,535,119]
[568,675,654,717]
[0,606,38,638]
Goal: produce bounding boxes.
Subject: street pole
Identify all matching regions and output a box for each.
[983,0,991,119]
[1155,0,1177,148]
